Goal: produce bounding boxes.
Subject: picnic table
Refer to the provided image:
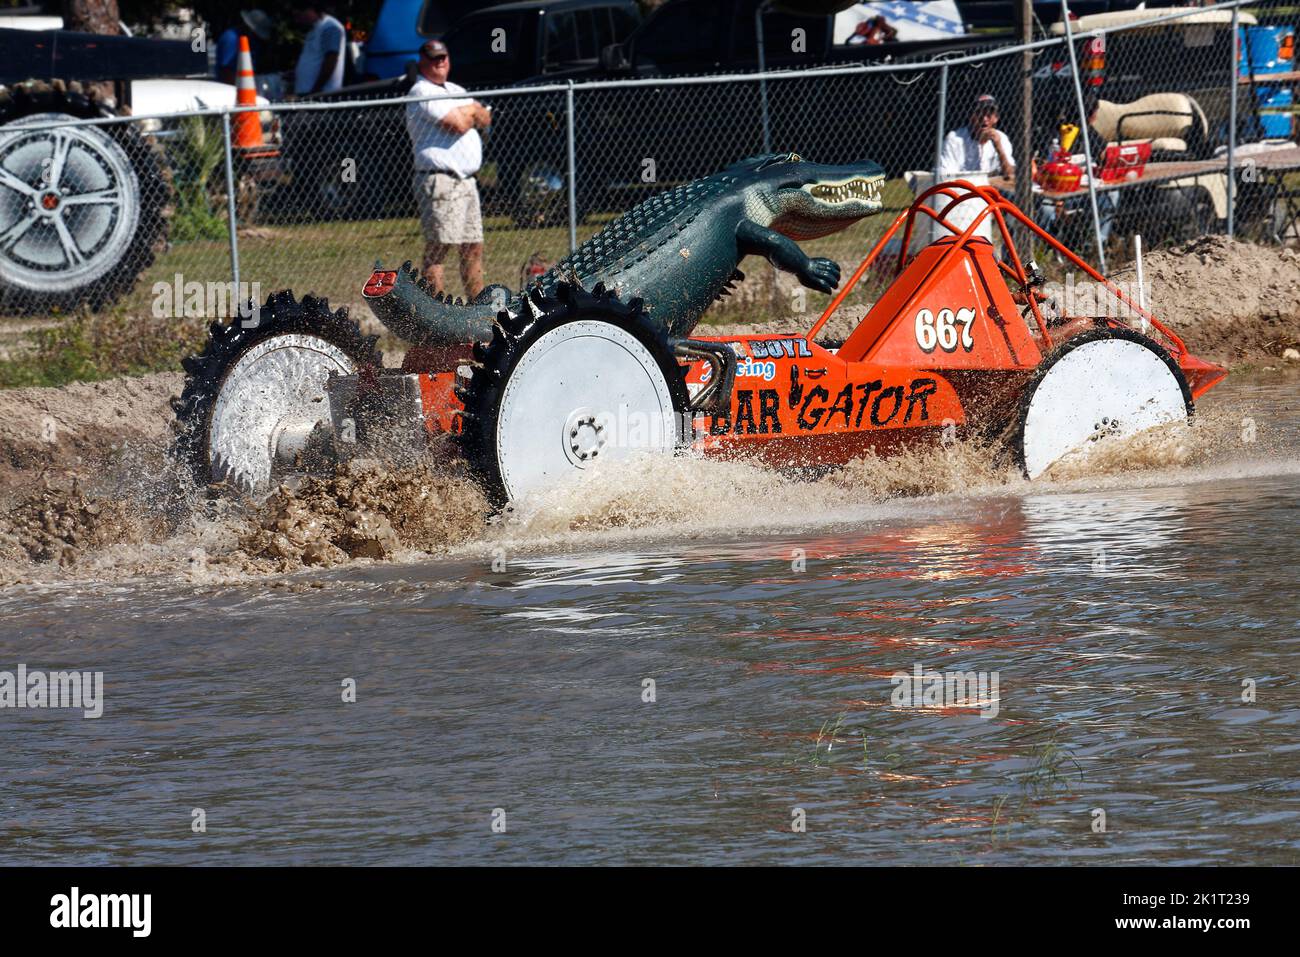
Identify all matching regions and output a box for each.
[989,143,1300,241]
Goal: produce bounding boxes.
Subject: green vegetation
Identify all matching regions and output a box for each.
[0,307,206,389]
[167,116,231,243]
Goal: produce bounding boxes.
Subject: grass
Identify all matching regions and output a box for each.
[0,307,207,389]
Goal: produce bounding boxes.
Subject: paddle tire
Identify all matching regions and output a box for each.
[458,282,691,507]
[1012,326,1193,479]
[0,81,169,313]
[172,290,381,494]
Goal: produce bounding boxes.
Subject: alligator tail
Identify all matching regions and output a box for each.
[363,261,499,346]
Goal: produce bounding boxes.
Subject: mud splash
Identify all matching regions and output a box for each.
[0,476,157,566]
[0,375,1292,586]
[237,462,489,570]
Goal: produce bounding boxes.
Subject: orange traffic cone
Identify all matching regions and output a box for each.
[232,36,264,150]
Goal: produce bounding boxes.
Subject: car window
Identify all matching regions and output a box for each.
[609,6,639,43]
[443,12,528,73]
[574,10,599,60]
[730,9,828,62]
[632,0,722,64]
[544,11,581,68]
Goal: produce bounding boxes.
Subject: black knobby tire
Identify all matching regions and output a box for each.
[457,281,691,507]
[0,80,171,313]
[1007,325,1194,478]
[171,289,382,491]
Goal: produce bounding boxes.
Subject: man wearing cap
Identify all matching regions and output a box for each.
[405,39,491,300]
[938,94,1016,181]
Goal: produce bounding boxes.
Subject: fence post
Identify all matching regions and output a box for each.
[566,80,577,254]
[757,0,772,153]
[933,63,948,181]
[1061,1,1108,275]
[221,110,241,295]
[1227,3,1239,239]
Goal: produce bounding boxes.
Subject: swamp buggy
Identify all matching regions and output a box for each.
[173,154,1227,507]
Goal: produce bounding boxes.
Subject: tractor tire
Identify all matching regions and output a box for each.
[0,79,170,313]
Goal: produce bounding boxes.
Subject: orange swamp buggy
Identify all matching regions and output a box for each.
[174,170,1227,507]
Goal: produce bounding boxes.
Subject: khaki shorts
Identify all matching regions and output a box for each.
[413,172,483,245]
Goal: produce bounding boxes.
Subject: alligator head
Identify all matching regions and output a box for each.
[738,153,887,241]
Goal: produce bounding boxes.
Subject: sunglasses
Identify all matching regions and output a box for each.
[422,53,449,62]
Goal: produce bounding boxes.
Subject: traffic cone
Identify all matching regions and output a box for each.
[232,36,264,150]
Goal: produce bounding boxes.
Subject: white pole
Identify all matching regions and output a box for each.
[1134,233,1148,334]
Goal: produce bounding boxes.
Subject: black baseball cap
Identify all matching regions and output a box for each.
[420,40,449,59]
[972,93,999,114]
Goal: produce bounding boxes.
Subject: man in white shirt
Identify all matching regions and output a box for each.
[406,39,492,299]
[291,2,346,96]
[937,93,1016,182]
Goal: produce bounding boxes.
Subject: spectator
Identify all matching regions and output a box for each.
[215,10,272,86]
[937,93,1015,181]
[405,39,492,299]
[291,2,345,95]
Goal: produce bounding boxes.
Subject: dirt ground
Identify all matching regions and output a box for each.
[0,236,1296,510]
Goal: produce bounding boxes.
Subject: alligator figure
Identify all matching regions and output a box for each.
[364,153,887,346]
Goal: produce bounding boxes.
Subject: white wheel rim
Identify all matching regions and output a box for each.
[1022,337,1187,479]
[209,333,355,492]
[496,320,678,503]
[0,113,140,291]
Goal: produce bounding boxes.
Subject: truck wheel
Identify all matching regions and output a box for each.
[0,80,169,313]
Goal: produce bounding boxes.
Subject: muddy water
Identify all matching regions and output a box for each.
[0,376,1297,865]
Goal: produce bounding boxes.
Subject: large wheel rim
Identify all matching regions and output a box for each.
[0,113,140,291]
[496,320,679,503]
[208,333,355,493]
[1021,335,1189,479]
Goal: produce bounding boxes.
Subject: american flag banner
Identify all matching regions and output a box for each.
[833,1,967,44]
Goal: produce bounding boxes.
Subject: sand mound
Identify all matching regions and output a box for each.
[1110,235,1300,365]
[0,372,182,493]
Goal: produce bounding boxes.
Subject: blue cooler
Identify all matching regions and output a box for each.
[1256,86,1295,138]
[1237,25,1294,76]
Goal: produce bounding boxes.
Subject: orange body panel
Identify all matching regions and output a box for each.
[682,335,965,466]
[839,237,1042,370]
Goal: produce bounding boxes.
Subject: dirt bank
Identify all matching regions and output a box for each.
[0,372,181,492]
[1109,235,1300,367]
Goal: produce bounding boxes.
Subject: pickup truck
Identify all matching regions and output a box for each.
[280,0,642,220]
[489,0,1014,224]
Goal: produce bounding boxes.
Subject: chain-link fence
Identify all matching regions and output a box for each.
[0,0,1295,336]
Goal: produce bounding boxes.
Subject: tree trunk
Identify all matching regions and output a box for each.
[61,0,122,36]
[61,0,123,105]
